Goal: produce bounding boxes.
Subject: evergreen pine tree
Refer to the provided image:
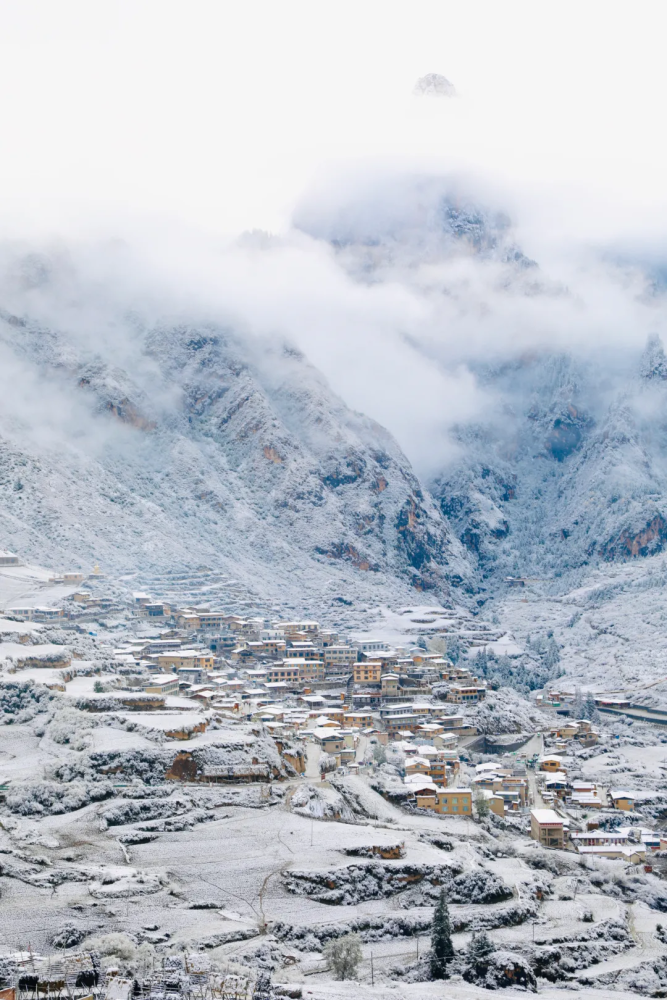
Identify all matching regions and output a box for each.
[544,636,560,671]
[430,888,454,979]
[466,930,495,973]
[584,691,599,722]
[572,686,584,720]
[475,648,488,675]
[447,636,461,665]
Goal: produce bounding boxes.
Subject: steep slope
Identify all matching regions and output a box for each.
[431,340,667,590]
[297,171,667,594]
[0,285,469,606]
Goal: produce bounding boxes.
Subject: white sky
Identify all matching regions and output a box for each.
[1,0,666,239]
[1,1,666,475]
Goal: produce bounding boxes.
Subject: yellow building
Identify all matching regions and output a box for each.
[354,661,382,684]
[447,684,486,704]
[157,651,214,671]
[489,795,506,817]
[267,663,300,685]
[610,792,634,811]
[144,674,179,696]
[539,756,565,773]
[296,660,325,683]
[530,809,564,849]
[416,787,472,816]
[344,711,374,728]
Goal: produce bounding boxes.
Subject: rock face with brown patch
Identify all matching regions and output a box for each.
[429,340,667,584]
[61,733,289,785]
[599,515,667,561]
[262,445,284,464]
[0,296,468,604]
[104,398,156,432]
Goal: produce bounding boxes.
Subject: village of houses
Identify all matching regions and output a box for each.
[3,552,667,996]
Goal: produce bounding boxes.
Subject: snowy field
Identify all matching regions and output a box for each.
[2,706,667,995]
[494,554,667,696]
[0,562,81,610]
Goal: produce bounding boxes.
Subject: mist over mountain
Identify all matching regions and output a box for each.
[0,171,666,607]
[294,171,667,598]
[0,248,470,606]
[432,342,667,592]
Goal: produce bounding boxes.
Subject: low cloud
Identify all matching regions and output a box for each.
[0,163,664,485]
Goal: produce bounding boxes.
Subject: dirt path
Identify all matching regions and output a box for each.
[576,902,667,980]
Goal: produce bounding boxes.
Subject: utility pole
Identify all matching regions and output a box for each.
[370,953,374,985]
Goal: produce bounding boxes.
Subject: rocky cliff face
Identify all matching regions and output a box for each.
[0,274,469,606]
[297,172,667,595]
[431,340,667,589]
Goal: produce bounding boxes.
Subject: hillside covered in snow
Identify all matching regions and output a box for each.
[0,247,470,607]
[3,174,667,623]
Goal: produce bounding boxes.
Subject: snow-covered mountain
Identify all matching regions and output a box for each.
[297,172,667,597]
[2,177,667,617]
[0,273,469,606]
[431,339,667,591]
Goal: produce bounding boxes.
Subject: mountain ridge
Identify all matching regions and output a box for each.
[0,290,470,607]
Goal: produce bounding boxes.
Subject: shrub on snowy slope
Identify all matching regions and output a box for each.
[0,679,56,723]
[6,779,114,815]
[465,688,552,735]
[282,862,512,906]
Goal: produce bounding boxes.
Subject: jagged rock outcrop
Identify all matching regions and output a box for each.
[0,257,469,605]
[431,339,667,585]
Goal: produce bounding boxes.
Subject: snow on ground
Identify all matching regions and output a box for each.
[0,562,81,609]
[2,706,667,995]
[493,554,667,695]
[87,726,158,753]
[0,616,41,634]
[285,982,656,1000]
[6,667,69,686]
[0,642,70,662]
[348,605,472,647]
[112,711,208,732]
[484,633,524,657]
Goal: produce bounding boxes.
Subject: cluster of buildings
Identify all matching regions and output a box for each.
[534,749,637,813]
[530,808,666,863]
[3,566,117,622]
[107,600,488,736]
[100,600,492,798]
[472,760,531,816]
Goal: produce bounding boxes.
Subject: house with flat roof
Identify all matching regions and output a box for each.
[610,791,635,811]
[344,710,374,729]
[310,727,345,755]
[539,755,566,773]
[354,639,389,653]
[324,645,356,667]
[447,684,486,704]
[144,674,179,696]
[415,787,472,816]
[353,661,381,685]
[266,663,301,686]
[530,809,564,849]
[157,650,214,671]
